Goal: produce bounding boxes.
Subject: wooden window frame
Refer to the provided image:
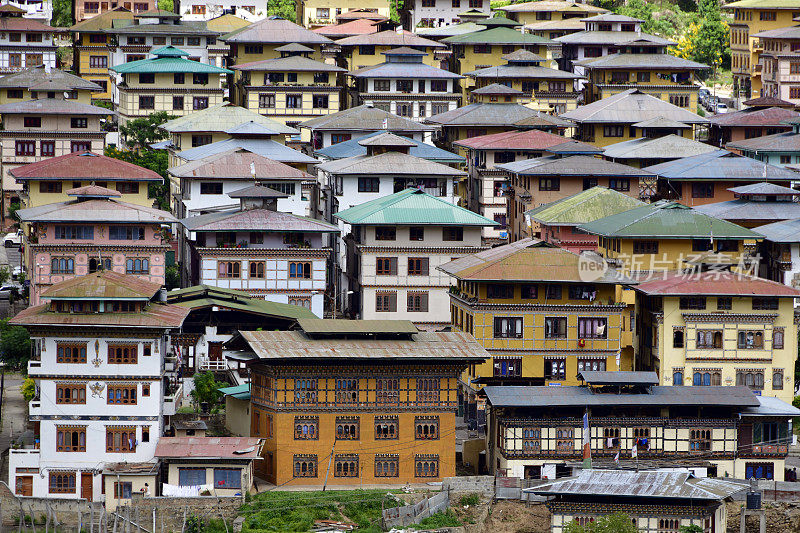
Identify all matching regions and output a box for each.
[414,416,439,440]
[375,416,399,440]
[106,426,137,453]
[56,426,86,452]
[56,383,86,405]
[108,344,138,364]
[107,384,137,405]
[49,472,76,494]
[57,343,87,364]
[375,455,399,477]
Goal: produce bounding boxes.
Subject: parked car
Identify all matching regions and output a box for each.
[698,88,710,105]
[3,230,21,248]
[0,284,19,300]
[716,103,729,114]
[705,96,719,112]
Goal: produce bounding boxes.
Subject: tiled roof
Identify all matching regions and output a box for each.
[0,98,110,115]
[526,186,645,226]
[10,151,162,181]
[40,271,163,300]
[426,102,573,128]
[316,150,466,176]
[443,26,554,45]
[155,437,262,459]
[179,208,339,232]
[16,198,176,224]
[577,52,708,70]
[439,238,635,283]
[502,1,608,13]
[602,134,718,160]
[334,188,497,226]
[161,103,298,134]
[335,29,445,47]
[498,154,654,176]
[0,66,101,91]
[299,104,436,132]
[167,284,316,320]
[727,131,800,153]
[633,270,800,297]
[453,129,570,150]
[708,106,799,127]
[223,16,332,44]
[175,138,317,164]
[168,148,313,180]
[231,55,345,72]
[643,150,800,180]
[314,132,463,163]
[577,200,762,239]
[561,89,708,124]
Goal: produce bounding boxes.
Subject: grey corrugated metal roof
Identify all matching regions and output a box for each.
[161,103,298,135]
[602,134,718,160]
[426,102,573,128]
[643,150,800,180]
[349,61,463,79]
[108,21,216,35]
[464,64,582,79]
[727,131,800,153]
[180,208,339,232]
[752,218,800,242]
[632,117,692,129]
[555,30,673,46]
[169,148,313,180]
[316,150,466,176]
[223,17,333,44]
[175,138,317,164]
[472,83,522,95]
[729,182,800,195]
[742,395,800,417]
[528,470,747,501]
[0,66,101,91]
[314,132,463,163]
[577,370,658,385]
[232,55,345,72]
[0,98,110,115]
[298,318,418,334]
[274,43,315,53]
[578,52,708,70]
[228,185,289,198]
[335,29,445,47]
[299,104,436,132]
[358,132,417,147]
[484,385,760,408]
[17,198,176,223]
[561,89,707,124]
[694,199,800,221]
[498,154,654,176]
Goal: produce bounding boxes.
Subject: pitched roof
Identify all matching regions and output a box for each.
[472,83,522,95]
[498,154,654,176]
[167,284,316,320]
[168,149,313,180]
[66,184,121,197]
[223,16,332,44]
[10,302,189,328]
[577,201,762,239]
[231,55,345,72]
[726,130,800,153]
[426,102,573,128]
[633,270,800,297]
[561,89,707,124]
[502,49,547,62]
[730,182,800,195]
[335,29,445,47]
[439,238,635,283]
[218,383,251,400]
[0,66,101,91]
[108,20,216,35]
[477,15,522,27]
[632,116,691,129]
[42,271,162,300]
[317,150,467,176]
[602,134,719,161]
[110,54,232,74]
[205,13,251,34]
[708,106,799,127]
[227,185,288,198]
[155,437,262,459]
[502,1,608,13]
[555,30,673,46]
[577,53,708,70]
[443,26,555,45]
[313,18,382,38]
[0,98,110,115]
[693,198,800,222]
[724,0,800,9]
[314,132,463,163]
[179,208,339,233]
[16,198,176,224]
[546,139,604,154]
[643,150,800,181]
[10,151,162,181]
[417,21,488,38]
[299,104,436,132]
[349,58,463,79]
[752,218,800,243]
[174,138,317,164]
[161,103,298,134]
[334,188,498,226]
[0,16,56,32]
[526,186,645,226]
[742,95,796,108]
[464,63,582,80]
[453,129,571,150]
[357,132,417,147]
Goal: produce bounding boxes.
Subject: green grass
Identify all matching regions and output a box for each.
[413,510,462,529]
[459,493,481,506]
[704,68,733,87]
[240,490,400,532]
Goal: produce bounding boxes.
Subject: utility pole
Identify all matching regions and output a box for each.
[322,440,336,492]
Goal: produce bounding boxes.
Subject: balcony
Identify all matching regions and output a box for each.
[27,359,41,374]
[28,399,41,417]
[162,382,183,416]
[198,358,227,372]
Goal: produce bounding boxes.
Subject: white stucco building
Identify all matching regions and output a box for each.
[7,272,188,500]
[174,0,268,22]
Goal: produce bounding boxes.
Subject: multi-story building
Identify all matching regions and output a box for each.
[401,0,489,31]
[8,271,189,499]
[16,184,175,305]
[484,374,799,481]
[602,134,720,169]
[643,149,800,206]
[634,271,800,405]
[73,0,153,23]
[348,46,462,121]
[500,154,655,241]
[694,182,800,229]
[4,1,52,24]
[526,186,644,254]
[502,0,608,27]
[453,129,601,243]
[231,319,489,485]
[179,186,338,317]
[174,0,268,22]
[335,188,495,327]
[0,4,58,76]
[223,16,332,66]
[727,115,800,167]
[724,0,799,99]
[463,49,583,113]
[205,13,251,68]
[315,130,463,166]
[753,216,800,289]
[707,97,797,148]
[334,30,444,70]
[443,239,636,389]
[298,0,390,29]
[0,65,101,105]
[560,89,708,147]
[230,43,345,135]
[110,46,231,126]
[0,97,109,226]
[754,24,800,104]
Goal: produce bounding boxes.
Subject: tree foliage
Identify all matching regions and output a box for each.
[564,513,639,533]
[0,318,31,369]
[191,371,225,408]
[22,378,36,403]
[119,111,174,149]
[268,0,296,22]
[157,0,174,11]
[104,147,170,209]
[51,0,72,27]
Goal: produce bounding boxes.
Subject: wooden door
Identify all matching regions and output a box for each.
[209,342,223,361]
[15,476,32,496]
[81,472,93,501]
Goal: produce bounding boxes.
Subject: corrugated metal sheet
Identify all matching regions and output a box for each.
[335,29,445,47]
[175,139,317,164]
[498,154,654,176]
[108,21,216,35]
[299,104,435,132]
[603,134,718,160]
[314,18,382,38]
[426,102,573,128]
[10,303,189,328]
[709,106,798,127]
[484,384,761,408]
[180,208,339,232]
[155,437,262,459]
[632,270,800,297]
[727,130,800,153]
[297,318,419,334]
[526,186,644,225]
[11,151,163,181]
[752,218,800,242]
[577,370,658,384]
[349,61,463,79]
[454,129,570,151]
[643,150,800,180]
[41,271,161,300]
[104,461,159,475]
[443,26,554,45]
[317,150,466,176]
[232,55,345,72]
[167,284,316,319]
[418,21,487,38]
[694,199,800,221]
[223,17,332,44]
[555,30,674,46]
[219,384,251,400]
[0,66,100,90]
[504,1,607,13]
[315,132,463,162]
[561,89,707,124]
[465,64,581,80]
[334,188,497,226]
[111,56,231,74]
[169,148,312,179]
[17,198,177,223]
[162,103,298,135]
[0,98,110,115]
[578,53,708,70]
[741,395,800,417]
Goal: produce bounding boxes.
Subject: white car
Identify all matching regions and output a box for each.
[3,230,21,248]
[715,103,729,114]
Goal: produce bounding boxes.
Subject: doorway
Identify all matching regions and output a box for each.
[81,472,93,501]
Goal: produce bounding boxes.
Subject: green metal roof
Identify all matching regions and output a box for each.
[577,200,762,239]
[334,188,499,226]
[526,186,645,226]
[443,26,555,45]
[167,285,316,320]
[110,55,232,74]
[218,383,251,400]
[151,45,189,57]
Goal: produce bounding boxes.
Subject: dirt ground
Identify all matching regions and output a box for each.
[480,501,551,533]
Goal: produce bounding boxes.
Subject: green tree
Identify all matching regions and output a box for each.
[104,147,170,209]
[51,0,72,26]
[157,0,174,11]
[165,265,180,290]
[693,0,730,70]
[118,111,174,149]
[22,378,36,403]
[0,318,31,369]
[268,0,296,22]
[564,513,639,533]
[680,526,704,533]
[191,371,224,409]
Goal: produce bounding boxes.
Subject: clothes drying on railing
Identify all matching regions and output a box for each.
[162,483,200,497]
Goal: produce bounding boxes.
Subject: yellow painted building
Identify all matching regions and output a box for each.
[229,320,488,487]
[335,30,444,70]
[502,0,609,27]
[442,240,636,388]
[223,17,332,65]
[0,66,100,105]
[724,0,800,99]
[70,7,135,101]
[634,271,800,406]
[297,0,390,28]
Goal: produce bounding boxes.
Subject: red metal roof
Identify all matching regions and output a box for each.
[633,271,800,297]
[708,106,799,127]
[313,18,380,37]
[10,303,189,328]
[10,151,163,181]
[453,129,571,150]
[743,96,796,108]
[154,437,262,459]
[0,17,58,32]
